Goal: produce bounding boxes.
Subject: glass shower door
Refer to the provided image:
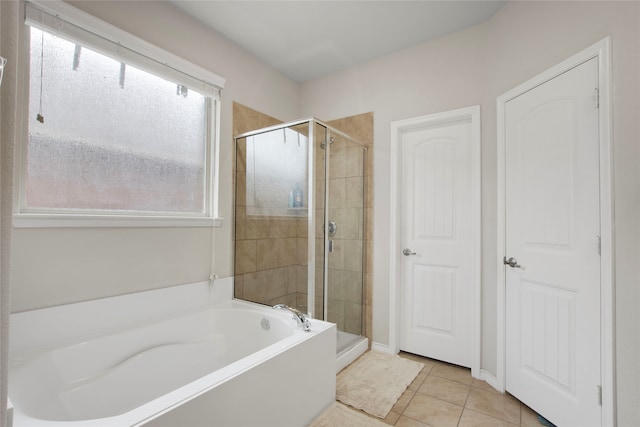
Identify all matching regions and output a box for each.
[233,122,312,312]
[324,131,366,353]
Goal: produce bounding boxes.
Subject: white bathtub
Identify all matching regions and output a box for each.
[9,279,336,426]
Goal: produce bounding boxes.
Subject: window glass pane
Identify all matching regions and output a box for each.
[27,27,208,214]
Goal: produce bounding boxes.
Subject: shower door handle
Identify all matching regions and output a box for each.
[327,220,337,237]
[402,248,417,256]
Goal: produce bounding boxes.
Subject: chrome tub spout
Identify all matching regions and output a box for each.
[273,304,311,332]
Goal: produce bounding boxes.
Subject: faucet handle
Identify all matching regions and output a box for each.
[273,303,303,316]
[273,304,311,332]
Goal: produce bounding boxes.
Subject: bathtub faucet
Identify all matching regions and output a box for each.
[273,304,311,332]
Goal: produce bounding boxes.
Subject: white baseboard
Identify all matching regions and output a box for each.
[479,369,500,391]
[371,342,394,354]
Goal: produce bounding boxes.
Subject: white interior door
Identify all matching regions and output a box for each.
[399,117,475,368]
[504,58,602,426]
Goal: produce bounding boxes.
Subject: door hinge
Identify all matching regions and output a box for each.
[597,385,602,406]
[597,235,601,255]
[593,87,600,108]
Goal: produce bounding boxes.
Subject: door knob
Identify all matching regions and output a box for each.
[402,248,417,256]
[503,257,523,269]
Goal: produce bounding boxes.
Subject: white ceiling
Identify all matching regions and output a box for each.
[170,1,506,82]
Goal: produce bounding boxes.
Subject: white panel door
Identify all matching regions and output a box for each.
[400,119,473,367]
[505,58,601,426]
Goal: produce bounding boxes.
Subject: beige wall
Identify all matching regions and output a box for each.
[10,1,301,311]
[300,2,639,425]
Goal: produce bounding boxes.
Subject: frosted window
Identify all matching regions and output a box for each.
[27,28,208,214]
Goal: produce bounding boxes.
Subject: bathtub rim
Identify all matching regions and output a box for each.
[10,298,294,364]
[9,278,234,356]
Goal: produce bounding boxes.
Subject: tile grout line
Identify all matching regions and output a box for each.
[390,363,427,426]
[392,353,528,427]
[454,382,472,427]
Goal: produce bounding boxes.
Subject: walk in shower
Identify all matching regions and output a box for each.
[233,118,367,357]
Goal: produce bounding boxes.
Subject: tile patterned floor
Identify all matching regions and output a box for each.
[344,352,545,427]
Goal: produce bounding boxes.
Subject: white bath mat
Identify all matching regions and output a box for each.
[336,351,424,418]
[308,402,389,427]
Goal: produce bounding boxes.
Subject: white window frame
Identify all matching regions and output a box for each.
[13,0,225,228]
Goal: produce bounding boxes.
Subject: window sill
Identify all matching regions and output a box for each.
[13,213,224,228]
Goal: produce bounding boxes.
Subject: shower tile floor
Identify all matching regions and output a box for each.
[335,352,545,427]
